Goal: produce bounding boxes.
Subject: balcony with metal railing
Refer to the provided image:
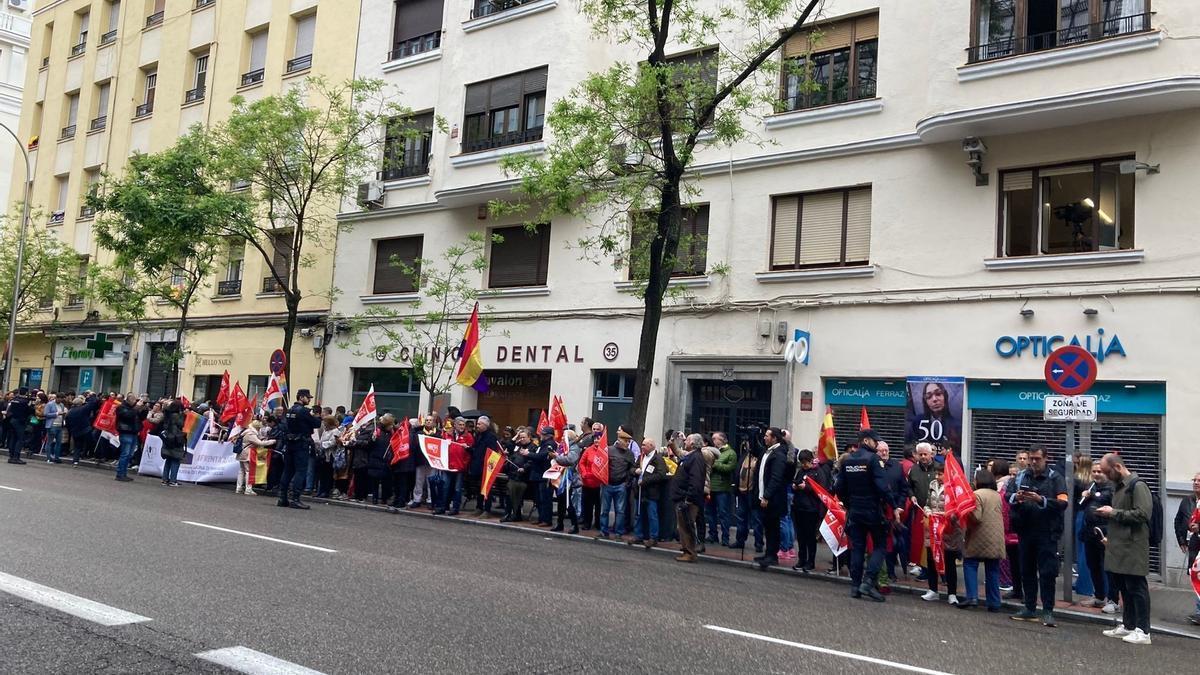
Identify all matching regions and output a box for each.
[145,11,165,29]
[471,0,541,19]
[66,294,85,307]
[134,102,153,118]
[388,32,441,61]
[217,279,242,296]
[462,126,543,154]
[70,39,87,57]
[49,211,65,225]
[286,54,312,74]
[89,116,107,132]
[967,13,1152,64]
[196,0,216,8]
[261,276,287,294]
[184,86,206,104]
[78,205,96,221]
[780,81,877,114]
[59,125,77,140]
[379,160,431,181]
[100,30,117,46]
[240,68,265,87]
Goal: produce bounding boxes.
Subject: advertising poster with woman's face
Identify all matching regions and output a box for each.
[905,376,965,451]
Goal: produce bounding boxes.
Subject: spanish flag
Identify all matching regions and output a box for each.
[816,405,838,462]
[454,303,488,392]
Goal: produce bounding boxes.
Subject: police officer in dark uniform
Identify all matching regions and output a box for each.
[279,389,321,509]
[835,428,899,602]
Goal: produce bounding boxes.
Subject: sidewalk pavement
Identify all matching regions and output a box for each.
[61,454,1200,640]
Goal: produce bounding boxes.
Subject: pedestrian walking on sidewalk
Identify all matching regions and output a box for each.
[1096,452,1154,646]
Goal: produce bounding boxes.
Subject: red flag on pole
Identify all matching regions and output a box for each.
[930,513,948,575]
[93,398,120,447]
[942,451,977,527]
[537,409,549,433]
[859,406,871,431]
[808,479,849,556]
[549,396,567,440]
[351,385,377,432]
[221,382,246,423]
[389,423,411,466]
[215,370,231,406]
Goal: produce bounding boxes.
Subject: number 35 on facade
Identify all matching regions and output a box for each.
[1043,395,1098,422]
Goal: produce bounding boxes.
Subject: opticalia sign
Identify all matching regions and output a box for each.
[994,327,1126,363]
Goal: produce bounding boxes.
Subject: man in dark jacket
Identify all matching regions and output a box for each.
[66,395,99,464]
[470,417,500,515]
[877,441,911,581]
[114,396,141,481]
[5,389,31,465]
[279,389,321,509]
[528,427,555,526]
[632,438,669,548]
[599,434,636,539]
[734,438,765,553]
[1096,453,1154,644]
[755,428,790,570]
[1173,471,1200,625]
[671,434,708,562]
[791,449,825,572]
[1008,446,1067,627]
[836,429,897,602]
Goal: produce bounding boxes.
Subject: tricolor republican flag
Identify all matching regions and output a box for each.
[264,375,285,407]
[808,479,849,556]
[350,385,377,432]
[454,302,488,393]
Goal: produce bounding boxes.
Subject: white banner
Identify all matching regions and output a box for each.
[138,435,240,483]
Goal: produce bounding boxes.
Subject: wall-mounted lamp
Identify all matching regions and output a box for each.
[1083,308,1099,317]
[1119,160,1160,175]
[1020,308,1034,318]
[477,204,488,220]
[989,381,1002,387]
[1123,384,1137,390]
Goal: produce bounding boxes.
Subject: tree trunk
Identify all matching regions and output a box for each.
[627,172,684,437]
[282,292,298,386]
[174,305,189,397]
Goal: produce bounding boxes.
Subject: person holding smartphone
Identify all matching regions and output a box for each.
[1081,463,1117,613]
[1007,446,1068,627]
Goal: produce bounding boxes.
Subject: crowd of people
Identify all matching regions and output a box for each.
[3,384,1195,645]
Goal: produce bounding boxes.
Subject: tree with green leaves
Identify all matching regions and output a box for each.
[341,231,499,400]
[87,129,251,386]
[501,0,826,435]
[0,216,85,344]
[211,77,412,381]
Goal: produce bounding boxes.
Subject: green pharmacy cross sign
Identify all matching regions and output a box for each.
[85,332,114,359]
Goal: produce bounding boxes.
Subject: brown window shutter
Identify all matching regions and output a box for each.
[373,236,423,294]
[798,191,844,266]
[464,81,489,115]
[855,13,879,40]
[681,205,709,275]
[784,16,857,57]
[843,188,872,263]
[522,67,548,95]
[489,73,523,110]
[489,225,550,288]
[771,196,800,268]
[271,231,292,276]
[394,0,444,44]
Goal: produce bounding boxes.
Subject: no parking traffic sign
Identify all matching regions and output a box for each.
[1044,345,1097,396]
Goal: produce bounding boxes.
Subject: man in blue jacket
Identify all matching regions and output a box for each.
[836,429,899,602]
[1008,446,1067,627]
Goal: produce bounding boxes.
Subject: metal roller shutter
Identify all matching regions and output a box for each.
[970,410,1163,576]
[831,405,905,455]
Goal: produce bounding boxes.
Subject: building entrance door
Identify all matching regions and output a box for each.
[476,370,552,429]
[690,379,772,451]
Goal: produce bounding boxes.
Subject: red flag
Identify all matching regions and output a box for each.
[942,451,976,527]
[808,479,849,555]
[93,398,118,436]
[859,406,871,431]
[597,425,608,451]
[351,386,377,432]
[481,447,505,498]
[215,370,231,406]
[235,393,256,430]
[179,394,191,409]
[389,423,411,466]
[537,409,549,434]
[1190,508,1200,601]
[549,396,567,440]
[909,509,927,568]
[816,406,837,462]
[930,513,947,575]
[221,382,247,423]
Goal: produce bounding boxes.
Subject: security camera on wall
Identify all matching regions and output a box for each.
[961,137,988,155]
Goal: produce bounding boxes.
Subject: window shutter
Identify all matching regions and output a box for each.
[97,83,110,114]
[522,67,548,95]
[798,191,844,266]
[67,95,79,125]
[294,14,316,57]
[373,236,422,294]
[271,231,292,275]
[394,0,444,43]
[682,205,709,274]
[153,0,165,12]
[1038,164,1091,178]
[844,188,872,263]
[785,17,854,57]
[490,73,523,109]
[464,81,489,115]
[771,196,799,268]
[1003,170,1033,191]
[489,225,550,288]
[249,31,269,71]
[855,13,879,40]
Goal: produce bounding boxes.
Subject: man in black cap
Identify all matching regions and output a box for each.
[5,388,31,464]
[279,388,321,509]
[835,428,899,602]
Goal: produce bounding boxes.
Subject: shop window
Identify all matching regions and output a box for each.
[629,205,708,279]
[373,236,423,295]
[487,224,550,289]
[193,374,224,404]
[352,368,420,419]
[19,369,44,390]
[246,375,269,401]
[1000,158,1135,258]
[770,186,871,270]
[780,13,878,112]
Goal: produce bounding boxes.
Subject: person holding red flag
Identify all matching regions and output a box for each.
[835,429,900,602]
[386,417,416,513]
[1172,471,1200,625]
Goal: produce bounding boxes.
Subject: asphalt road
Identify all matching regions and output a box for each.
[0,461,1190,674]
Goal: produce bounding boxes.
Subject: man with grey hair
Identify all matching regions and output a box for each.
[1097,452,1154,645]
[469,416,499,515]
[670,433,708,562]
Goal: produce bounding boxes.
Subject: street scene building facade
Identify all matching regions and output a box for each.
[6,0,358,402]
[324,0,1196,586]
[0,0,32,216]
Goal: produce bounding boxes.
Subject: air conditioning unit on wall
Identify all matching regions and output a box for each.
[8,0,28,11]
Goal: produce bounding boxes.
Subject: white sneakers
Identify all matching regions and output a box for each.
[245,488,257,496]
[921,590,939,602]
[1103,626,1131,638]
[907,563,924,576]
[1102,601,1120,614]
[1103,626,1151,645]
[947,594,960,606]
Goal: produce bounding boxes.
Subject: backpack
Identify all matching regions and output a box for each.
[579,444,608,489]
[1128,477,1164,546]
[160,417,186,448]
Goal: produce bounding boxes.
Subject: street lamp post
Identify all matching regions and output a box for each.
[1,121,33,392]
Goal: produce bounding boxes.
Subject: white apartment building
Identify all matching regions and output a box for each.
[0,0,32,214]
[327,0,1197,583]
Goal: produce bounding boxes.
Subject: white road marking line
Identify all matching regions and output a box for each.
[182,521,337,553]
[704,625,956,675]
[0,571,151,626]
[194,646,327,675]
[0,485,22,491]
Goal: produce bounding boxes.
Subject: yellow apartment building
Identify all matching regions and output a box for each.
[6,0,360,403]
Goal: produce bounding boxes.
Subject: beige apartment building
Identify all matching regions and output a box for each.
[7,0,359,403]
[326,0,1199,584]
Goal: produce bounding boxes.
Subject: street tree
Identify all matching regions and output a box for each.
[0,216,85,344]
[501,0,827,435]
[87,130,251,386]
[211,77,411,381]
[341,231,500,401]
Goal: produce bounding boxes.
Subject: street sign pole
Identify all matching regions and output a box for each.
[1062,421,1075,604]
